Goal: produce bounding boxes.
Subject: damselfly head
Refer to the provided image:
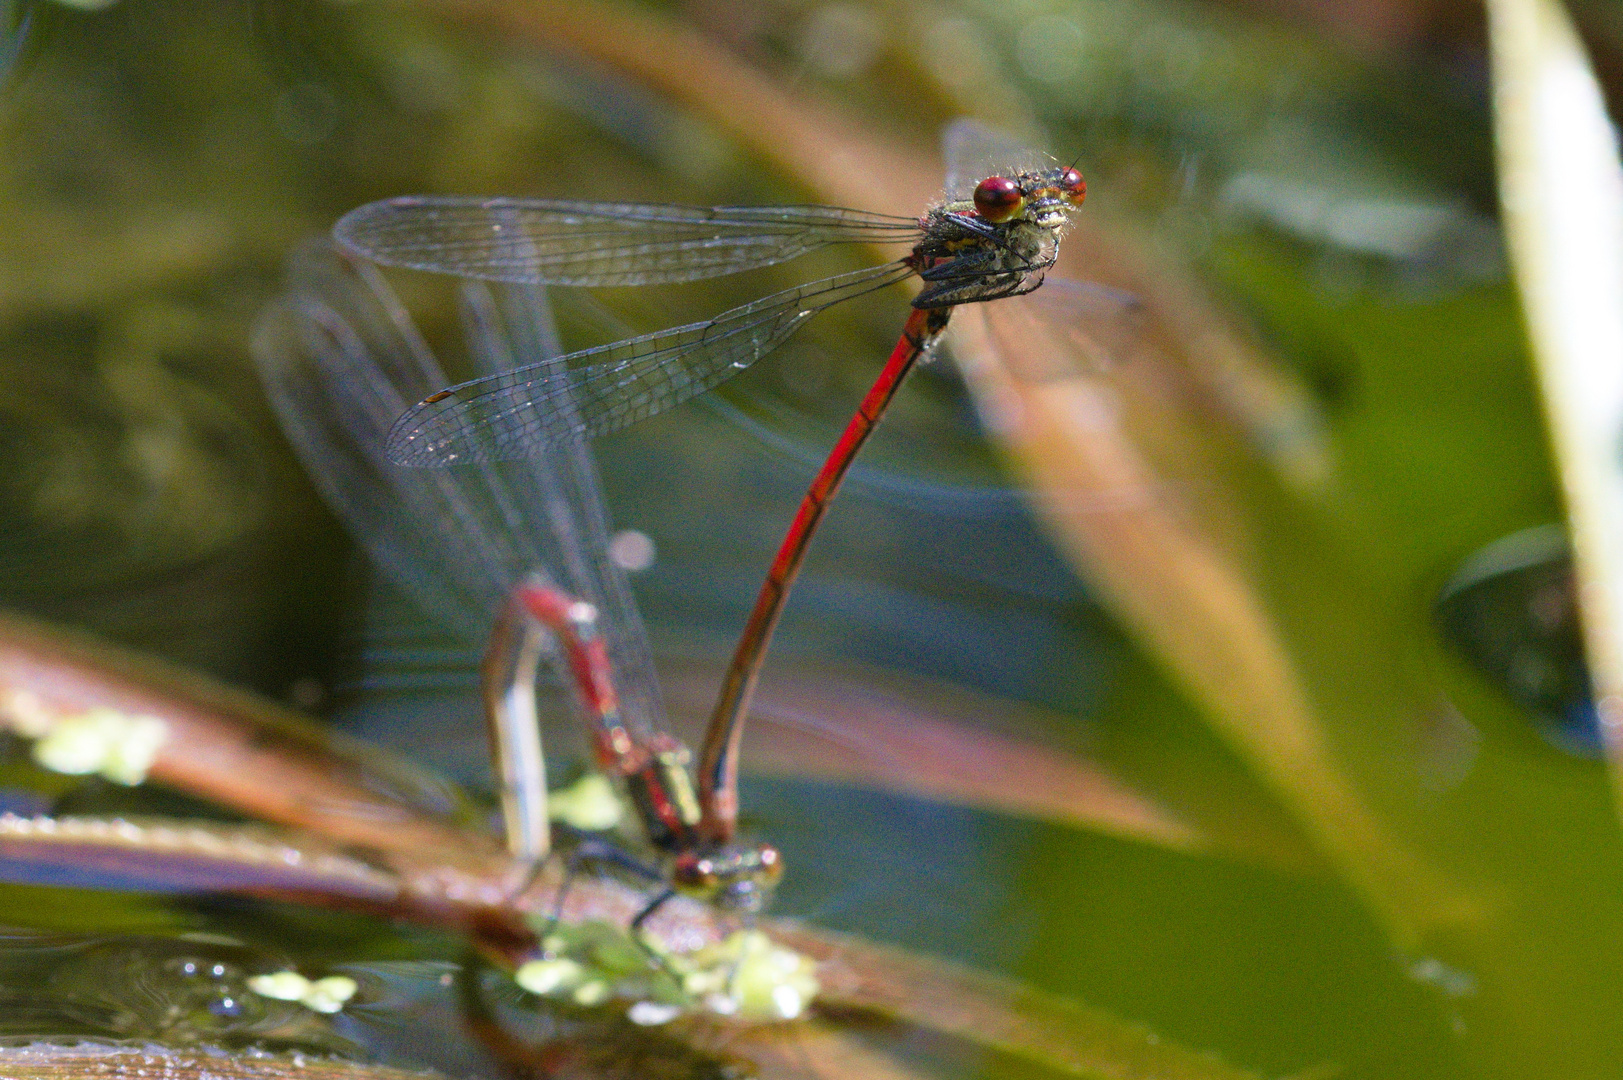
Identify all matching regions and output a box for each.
[1023,165,1087,228]
[671,842,783,912]
[972,166,1087,228]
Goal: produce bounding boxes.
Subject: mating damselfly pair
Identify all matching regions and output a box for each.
[254,119,1102,1020]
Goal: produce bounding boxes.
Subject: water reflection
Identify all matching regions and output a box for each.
[0,931,359,1052]
[1436,524,1601,756]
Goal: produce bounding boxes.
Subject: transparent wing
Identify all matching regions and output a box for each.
[386,260,918,466]
[254,239,670,736]
[1007,276,1148,379]
[941,118,1060,201]
[254,244,513,642]
[458,280,667,737]
[334,197,922,287]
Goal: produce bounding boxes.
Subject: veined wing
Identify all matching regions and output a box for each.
[941,118,1060,201]
[980,274,1149,383]
[456,278,667,737]
[253,242,535,640]
[334,197,922,287]
[386,260,917,466]
[255,241,671,738]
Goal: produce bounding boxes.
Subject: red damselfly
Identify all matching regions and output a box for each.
[253,244,782,931]
[333,120,1092,849]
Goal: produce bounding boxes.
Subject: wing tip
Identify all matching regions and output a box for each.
[331,204,377,260]
[332,196,431,259]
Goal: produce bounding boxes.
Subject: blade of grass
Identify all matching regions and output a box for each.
[1485,0,1623,816]
[0,610,497,865]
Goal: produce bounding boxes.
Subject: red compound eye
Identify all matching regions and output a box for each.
[973,175,1023,222]
[1057,166,1086,203]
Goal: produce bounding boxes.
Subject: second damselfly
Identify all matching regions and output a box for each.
[336,120,1092,849]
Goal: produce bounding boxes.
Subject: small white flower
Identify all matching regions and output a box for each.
[515,957,584,995]
[248,971,312,1001]
[626,1001,683,1026]
[547,773,623,832]
[100,715,169,785]
[719,930,820,1021]
[248,971,357,1014]
[572,979,609,1007]
[301,975,359,1014]
[32,710,122,776]
[30,709,168,785]
[770,983,807,1021]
